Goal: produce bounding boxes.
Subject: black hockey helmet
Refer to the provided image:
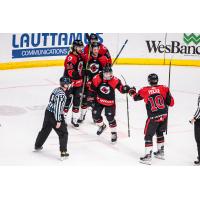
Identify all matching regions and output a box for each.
[89,33,98,41]
[72,39,84,54]
[148,73,158,85]
[60,76,72,87]
[91,42,100,48]
[72,40,84,48]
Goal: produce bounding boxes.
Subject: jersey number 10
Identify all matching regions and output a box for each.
[148,95,165,112]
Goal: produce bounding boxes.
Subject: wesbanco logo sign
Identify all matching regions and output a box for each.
[146,33,200,56]
[12,33,103,59]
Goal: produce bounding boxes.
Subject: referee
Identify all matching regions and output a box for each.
[190,94,200,165]
[34,76,72,160]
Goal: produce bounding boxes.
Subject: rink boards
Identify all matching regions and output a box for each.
[0,33,200,70]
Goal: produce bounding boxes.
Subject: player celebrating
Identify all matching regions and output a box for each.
[34,77,72,160]
[64,39,84,128]
[84,33,112,64]
[129,73,174,165]
[189,94,200,165]
[78,42,108,123]
[89,64,132,143]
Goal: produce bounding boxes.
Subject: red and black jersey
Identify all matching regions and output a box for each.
[90,73,126,106]
[86,55,108,81]
[64,52,84,87]
[133,85,174,118]
[84,43,112,64]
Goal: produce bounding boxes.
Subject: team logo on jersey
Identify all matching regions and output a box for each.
[100,85,110,94]
[89,63,99,73]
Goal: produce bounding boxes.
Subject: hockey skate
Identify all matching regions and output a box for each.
[194,157,200,165]
[111,132,117,143]
[139,153,152,165]
[33,146,43,152]
[97,123,106,135]
[77,108,87,123]
[71,118,79,128]
[77,114,86,123]
[154,147,165,160]
[60,151,69,161]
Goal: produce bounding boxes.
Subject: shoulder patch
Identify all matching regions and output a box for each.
[68,56,73,61]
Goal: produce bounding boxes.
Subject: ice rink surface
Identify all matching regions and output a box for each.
[0,65,199,166]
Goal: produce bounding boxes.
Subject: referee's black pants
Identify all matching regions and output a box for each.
[35,110,68,152]
[194,119,200,158]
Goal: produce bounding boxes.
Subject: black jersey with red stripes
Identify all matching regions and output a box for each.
[86,55,108,81]
[90,73,126,106]
[133,85,174,118]
[84,43,112,64]
[64,52,84,87]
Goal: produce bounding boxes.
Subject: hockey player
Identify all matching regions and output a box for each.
[78,42,108,123]
[89,64,132,143]
[64,39,85,128]
[129,73,174,165]
[34,77,72,160]
[189,94,200,165]
[84,33,112,64]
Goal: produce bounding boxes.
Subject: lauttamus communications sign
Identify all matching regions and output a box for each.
[11,33,103,59]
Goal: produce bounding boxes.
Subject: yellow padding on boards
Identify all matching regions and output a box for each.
[1,58,200,70]
[115,58,200,67]
[0,60,64,70]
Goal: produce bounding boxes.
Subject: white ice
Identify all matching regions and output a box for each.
[0,65,199,165]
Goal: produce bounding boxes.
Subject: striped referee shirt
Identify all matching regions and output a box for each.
[194,95,200,119]
[47,87,67,122]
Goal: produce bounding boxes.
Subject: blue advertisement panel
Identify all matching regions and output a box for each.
[12,33,103,59]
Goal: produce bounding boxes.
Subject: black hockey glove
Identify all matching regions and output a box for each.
[129,86,136,96]
[122,85,130,93]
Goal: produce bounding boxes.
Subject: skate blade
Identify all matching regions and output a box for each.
[111,141,117,144]
[193,163,200,166]
[77,120,84,124]
[60,157,69,161]
[33,149,42,152]
[154,155,165,160]
[139,160,152,165]
[71,125,79,130]
[97,130,106,136]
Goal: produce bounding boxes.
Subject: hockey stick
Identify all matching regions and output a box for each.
[163,33,168,65]
[166,55,173,135]
[79,33,91,108]
[121,75,131,137]
[112,39,128,66]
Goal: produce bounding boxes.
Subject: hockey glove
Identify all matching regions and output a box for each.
[122,85,131,93]
[129,86,136,96]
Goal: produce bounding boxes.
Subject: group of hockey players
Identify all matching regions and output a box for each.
[62,34,133,144]
[34,33,135,160]
[34,33,200,166]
